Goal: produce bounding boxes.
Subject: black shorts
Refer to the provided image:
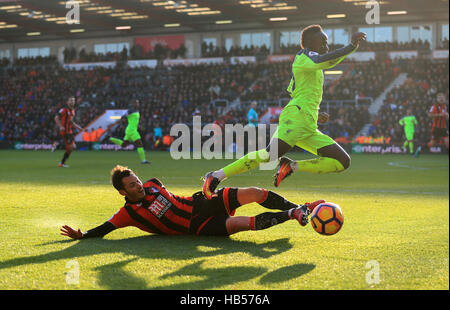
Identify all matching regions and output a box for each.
[431,127,449,141]
[60,132,74,145]
[189,188,241,236]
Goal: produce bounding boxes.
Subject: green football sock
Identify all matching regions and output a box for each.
[137,147,146,162]
[295,157,345,174]
[409,142,414,154]
[109,137,123,146]
[403,140,409,149]
[223,149,270,178]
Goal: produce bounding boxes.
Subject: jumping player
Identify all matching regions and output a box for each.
[109,99,150,164]
[202,25,366,199]
[60,165,324,239]
[54,96,83,168]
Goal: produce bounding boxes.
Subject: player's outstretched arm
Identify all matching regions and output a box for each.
[297,32,365,71]
[61,222,116,240]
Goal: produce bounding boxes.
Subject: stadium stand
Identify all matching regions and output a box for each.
[0,41,448,151]
[369,58,449,146]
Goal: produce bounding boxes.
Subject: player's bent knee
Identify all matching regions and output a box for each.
[237,187,266,205]
[249,187,266,202]
[341,155,351,170]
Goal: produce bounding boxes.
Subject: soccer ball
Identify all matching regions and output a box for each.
[310,202,344,235]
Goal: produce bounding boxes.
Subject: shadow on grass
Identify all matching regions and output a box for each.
[259,263,316,285]
[0,235,315,289]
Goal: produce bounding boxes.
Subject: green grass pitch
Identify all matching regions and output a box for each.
[0,150,448,290]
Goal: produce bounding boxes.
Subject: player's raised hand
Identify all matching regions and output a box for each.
[318,112,329,124]
[351,32,366,47]
[60,225,83,239]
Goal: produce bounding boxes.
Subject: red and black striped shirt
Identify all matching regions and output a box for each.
[108,178,195,235]
[59,107,75,134]
[429,104,448,130]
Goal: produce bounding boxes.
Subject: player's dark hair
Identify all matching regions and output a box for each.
[300,24,323,49]
[111,165,133,191]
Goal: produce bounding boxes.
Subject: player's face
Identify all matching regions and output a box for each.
[311,31,329,54]
[121,174,145,201]
[437,94,446,104]
[67,97,75,109]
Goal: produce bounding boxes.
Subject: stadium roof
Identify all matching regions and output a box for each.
[0,0,448,42]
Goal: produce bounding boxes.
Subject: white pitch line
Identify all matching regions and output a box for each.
[387,161,430,170]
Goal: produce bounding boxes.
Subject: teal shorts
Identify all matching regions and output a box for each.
[272,105,335,155]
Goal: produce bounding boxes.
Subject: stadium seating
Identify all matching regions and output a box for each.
[369,58,449,145]
[0,52,448,150]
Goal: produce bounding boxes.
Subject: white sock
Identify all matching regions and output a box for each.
[288,207,297,219]
[212,169,226,181]
[290,161,298,172]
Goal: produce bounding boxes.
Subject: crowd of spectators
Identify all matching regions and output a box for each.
[201,42,270,58]
[0,52,448,151]
[63,44,188,64]
[240,57,399,104]
[279,39,435,55]
[1,38,447,69]
[368,58,449,146]
[0,62,270,146]
[324,58,399,101]
[357,39,431,52]
[319,104,371,142]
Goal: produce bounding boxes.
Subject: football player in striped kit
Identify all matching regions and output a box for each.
[61,165,324,239]
[54,96,83,168]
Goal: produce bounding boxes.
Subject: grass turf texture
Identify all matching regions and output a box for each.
[0,150,448,290]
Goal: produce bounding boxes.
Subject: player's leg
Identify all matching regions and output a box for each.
[109,137,124,146]
[203,128,292,199]
[405,131,415,155]
[225,187,324,234]
[402,140,409,152]
[133,138,149,164]
[59,134,74,167]
[443,136,449,150]
[428,128,438,149]
[203,137,291,199]
[235,187,322,212]
[203,105,304,198]
[111,131,134,149]
[195,211,307,236]
[222,136,291,178]
[274,132,349,187]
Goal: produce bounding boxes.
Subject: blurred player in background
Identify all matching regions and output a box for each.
[399,108,419,156]
[54,96,83,168]
[203,25,366,199]
[248,101,259,127]
[428,92,449,150]
[109,99,150,164]
[60,165,325,239]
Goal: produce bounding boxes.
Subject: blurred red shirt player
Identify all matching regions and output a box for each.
[54,96,83,167]
[428,92,449,150]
